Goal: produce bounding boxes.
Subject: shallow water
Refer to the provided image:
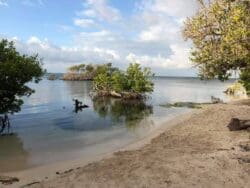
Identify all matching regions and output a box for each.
[0,77,235,172]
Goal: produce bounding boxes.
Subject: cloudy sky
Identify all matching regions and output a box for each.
[0,0,199,76]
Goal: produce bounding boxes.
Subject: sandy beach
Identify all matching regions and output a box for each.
[1,100,250,188]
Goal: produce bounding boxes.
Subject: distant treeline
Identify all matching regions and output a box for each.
[62,63,106,81]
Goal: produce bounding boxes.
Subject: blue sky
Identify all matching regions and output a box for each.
[0,0,199,76]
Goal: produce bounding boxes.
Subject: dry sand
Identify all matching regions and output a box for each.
[1,100,250,188]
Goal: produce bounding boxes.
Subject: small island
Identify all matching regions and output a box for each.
[47,74,57,80]
[62,64,98,81]
[91,63,154,99]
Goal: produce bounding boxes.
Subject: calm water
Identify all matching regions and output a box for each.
[0,77,234,172]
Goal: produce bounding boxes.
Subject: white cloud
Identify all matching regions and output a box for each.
[139,22,180,42]
[12,36,121,72]
[2,0,199,76]
[76,30,116,44]
[77,0,121,22]
[139,0,198,19]
[137,0,198,43]
[74,18,96,28]
[131,0,199,71]
[126,44,191,69]
[0,0,8,6]
[82,9,96,17]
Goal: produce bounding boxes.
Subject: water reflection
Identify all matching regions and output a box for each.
[93,98,153,128]
[0,78,234,172]
[0,134,29,172]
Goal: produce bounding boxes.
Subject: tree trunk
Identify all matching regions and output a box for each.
[0,114,10,134]
[0,118,6,134]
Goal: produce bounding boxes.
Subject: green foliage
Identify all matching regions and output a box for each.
[111,71,127,92]
[68,64,86,74]
[0,39,44,114]
[126,64,154,93]
[183,0,250,92]
[85,64,94,73]
[93,63,154,94]
[64,63,117,81]
[93,72,111,91]
[68,64,85,73]
[225,81,247,95]
[240,68,250,94]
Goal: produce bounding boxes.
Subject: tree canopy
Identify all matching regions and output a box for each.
[0,39,44,114]
[63,63,115,81]
[183,0,249,92]
[93,63,154,95]
[68,64,86,73]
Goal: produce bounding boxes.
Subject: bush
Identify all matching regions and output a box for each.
[93,63,154,96]
[240,69,250,95]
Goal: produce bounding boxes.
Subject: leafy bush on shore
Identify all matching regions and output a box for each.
[183,0,250,92]
[224,82,247,96]
[240,69,250,95]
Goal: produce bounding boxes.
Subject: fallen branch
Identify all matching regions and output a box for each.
[0,176,19,185]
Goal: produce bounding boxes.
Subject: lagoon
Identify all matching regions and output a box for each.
[0,77,234,172]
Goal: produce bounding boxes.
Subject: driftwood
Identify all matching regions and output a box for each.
[0,176,19,185]
[228,118,250,131]
[73,99,89,113]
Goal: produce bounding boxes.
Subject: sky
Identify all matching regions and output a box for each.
[0,0,200,76]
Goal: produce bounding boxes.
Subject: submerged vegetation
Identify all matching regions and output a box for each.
[160,102,210,109]
[183,0,250,94]
[92,63,154,99]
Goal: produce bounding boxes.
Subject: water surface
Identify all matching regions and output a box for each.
[0,77,234,172]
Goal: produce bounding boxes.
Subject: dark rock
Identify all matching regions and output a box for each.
[239,143,250,152]
[228,118,250,131]
[238,157,250,164]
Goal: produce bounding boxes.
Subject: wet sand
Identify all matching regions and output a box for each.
[1,100,250,188]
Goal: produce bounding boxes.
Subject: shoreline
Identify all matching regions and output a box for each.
[1,109,198,187]
[2,99,250,187]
